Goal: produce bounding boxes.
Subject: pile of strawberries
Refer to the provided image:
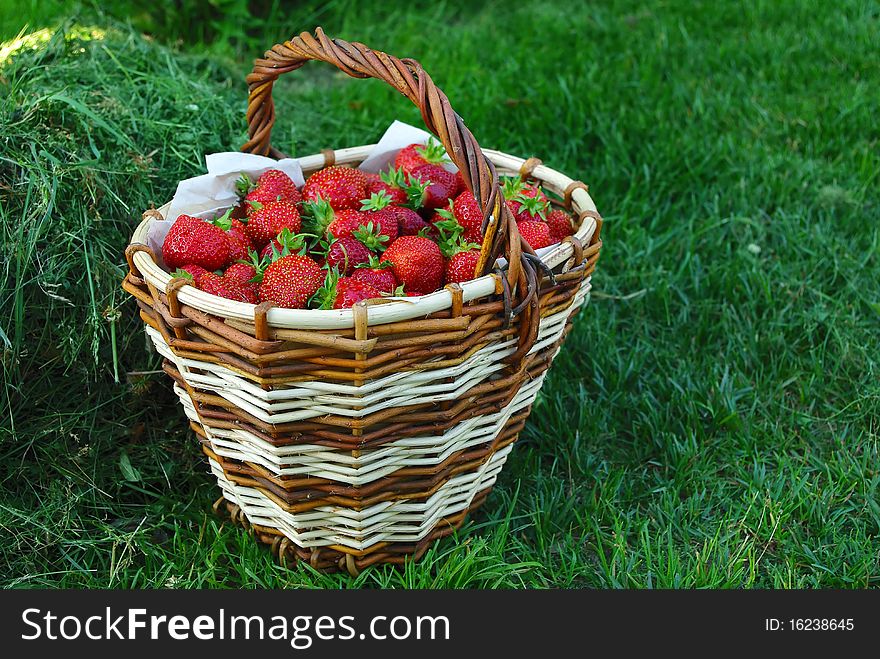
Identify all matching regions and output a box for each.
[161,140,576,309]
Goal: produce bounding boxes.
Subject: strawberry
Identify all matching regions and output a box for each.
[394,138,448,173]
[333,278,382,309]
[199,272,259,304]
[444,249,481,284]
[502,176,549,223]
[352,256,397,293]
[325,209,368,239]
[211,209,253,262]
[302,166,367,210]
[365,168,408,206]
[452,170,466,196]
[451,191,484,243]
[224,262,257,284]
[359,191,399,244]
[258,254,325,309]
[392,206,430,236]
[162,214,230,271]
[322,235,372,275]
[546,209,574,243]
[302,196,362,237]
[237,169,301,205]
[172,264,209,286]
[518,220,552,249]
[383,236,444,295]
[434,210,481,284]
[410,164,457,210]
[244,200,302,250]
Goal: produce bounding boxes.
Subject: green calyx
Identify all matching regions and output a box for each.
[352,221,390,252]
[414,137,449,165]
[211,207,235,231]
[301,195,336,235]
[513,192,549,220]
[360,190,393,212]
[355,254,393,271]
[238,249,269,283]
[235,173,254,197]
[379,166,408,189]
[310,268,341,310]
[501,175,525,201]
[435,202,478,258]
[402,175,430,210]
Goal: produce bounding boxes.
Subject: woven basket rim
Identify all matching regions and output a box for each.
[128,145,598,330]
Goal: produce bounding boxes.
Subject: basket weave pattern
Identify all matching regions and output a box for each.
[122,30,602,574]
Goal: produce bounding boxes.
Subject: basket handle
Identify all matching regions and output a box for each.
[241,28,538,336]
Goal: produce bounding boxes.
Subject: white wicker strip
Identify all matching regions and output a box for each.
[145,279,589,425]
[175,371,543,486]
[208,444,512,550]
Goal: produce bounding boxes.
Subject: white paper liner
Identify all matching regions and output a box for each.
[357,120,457,174]
[146,153,306,260]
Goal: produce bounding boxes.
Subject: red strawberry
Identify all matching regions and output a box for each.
[394,138,448,173]
[445,249,481,284]
[383,236,444,295]
[518,221,552,249]
[352,256,397,293]
[172,264,209,286]
[199,272,259,304]
[237,169,301,205]
[223,262,260,302]
[410,164,457,210]
[244,200,302,249]
[255,169,300,202]
[359,191,399,245]
[333,278,382,309]
[365,170,408,206]
[502,176,549,223]
[390,206,429,236]
[224,262,257,284]
[325,209,369,240]
[433,210,481,284]
[258,254,325,309]
[312,271,383,309]
[323,235,372,275]
[302,166,367,210]
[546,209,574,243]
[212,209,253,263]
[452,170,466,196]
[163,215,230,271]
[451,191,485,243]
[225,227,252,262]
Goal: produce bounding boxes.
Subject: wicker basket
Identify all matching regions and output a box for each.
[122,28,602,575]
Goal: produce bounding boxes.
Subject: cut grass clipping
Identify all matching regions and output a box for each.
[1,0,879,588]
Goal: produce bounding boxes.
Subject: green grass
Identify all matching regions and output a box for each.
[1,0,878,588]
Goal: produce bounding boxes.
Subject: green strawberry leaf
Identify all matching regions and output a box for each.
[415,137,449,164]
[235,173,254,197]
[360,190,393,211]
[211,207,235,231]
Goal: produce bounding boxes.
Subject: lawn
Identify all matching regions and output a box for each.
[0,0,878,588]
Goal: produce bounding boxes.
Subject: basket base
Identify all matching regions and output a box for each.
[213,490,492,576]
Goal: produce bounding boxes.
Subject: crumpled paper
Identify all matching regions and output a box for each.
[357,120,458,174]
[145,153,306,259]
